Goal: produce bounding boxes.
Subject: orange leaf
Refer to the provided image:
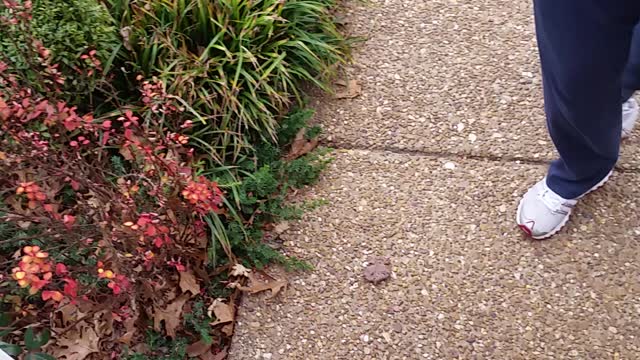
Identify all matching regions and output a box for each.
[42,290,64,302]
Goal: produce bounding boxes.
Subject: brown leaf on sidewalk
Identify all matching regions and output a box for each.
[179,270,201,295]
[208,299,235,326]
[186,340,212,358]
[285,128,319,160]
[153,293,190,338]
[52,323,100,360]
[364,257,391,284]
[238,274,287,300]
[335,79,362,99]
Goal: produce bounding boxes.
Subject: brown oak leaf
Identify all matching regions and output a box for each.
[179,270,201,295]
[52,323,100,360]
[153,293,190,338]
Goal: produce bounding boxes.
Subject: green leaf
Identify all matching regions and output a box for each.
[0,341,21,356]
[25,353,56,360]
[24,328,50,351]
[0,313,11,329]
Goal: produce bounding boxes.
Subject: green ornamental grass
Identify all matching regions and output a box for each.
[106,0,349,159]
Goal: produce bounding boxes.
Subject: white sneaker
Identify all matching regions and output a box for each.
[516,172,612,239]
[622,97,639,138]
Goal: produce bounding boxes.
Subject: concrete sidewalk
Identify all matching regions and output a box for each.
[229,0,640,358]
[229,152,640,359]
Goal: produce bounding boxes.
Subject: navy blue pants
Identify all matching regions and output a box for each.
[535,1,640,199]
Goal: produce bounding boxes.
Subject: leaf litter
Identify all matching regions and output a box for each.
[285,127,319,160]
[153,293,190,339]
[230,264,288,300]
[179,269,201,295]
[335,79,362,99]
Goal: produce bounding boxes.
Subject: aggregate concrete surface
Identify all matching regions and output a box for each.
[229,0,640,358]
[229,152,640,360]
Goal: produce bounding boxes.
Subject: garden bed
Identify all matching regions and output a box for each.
[0,0,349,358]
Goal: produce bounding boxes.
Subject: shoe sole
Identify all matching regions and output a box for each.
[516,170,613,240]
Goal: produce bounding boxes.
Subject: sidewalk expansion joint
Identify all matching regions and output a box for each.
[327,143,640,174]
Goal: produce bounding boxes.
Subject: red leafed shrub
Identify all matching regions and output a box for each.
[0,7,227,348]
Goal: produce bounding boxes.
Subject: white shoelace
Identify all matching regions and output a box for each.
[537,185,574,215]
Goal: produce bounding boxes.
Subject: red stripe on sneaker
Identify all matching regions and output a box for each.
[518,224,533,237]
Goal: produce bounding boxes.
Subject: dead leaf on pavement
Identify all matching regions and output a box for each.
[52,323,100,360]
[179,270,201,295]
[153,293,190,338]
[285,128,318,160]
[364,257,391,284]
[335,79,362,99]
[238,274,287,300]
[186,340,212,358]
[208,299,234,326]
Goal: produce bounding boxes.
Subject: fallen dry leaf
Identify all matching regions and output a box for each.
[120,26,133,51]
[52,323,100,360]
[273,221,290,235]
[118,293,139,345]
[200,347,228,360]
[238,274,287,300]
[364,257,391,284]
[93,310,113,338]
[179,270,201,295]
[153,293,190,338]
[186,340,212,358]
[230,264,251,277]
[221,322,234,337]
[52,301,80,330]
[335,79,362,99]
[285,128,319,161]
[208,299,235,326]
[118,316,137,345]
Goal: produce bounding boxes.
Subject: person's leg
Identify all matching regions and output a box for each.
[536,0,639,199]
[518,0,640,239]
[622,24,640,102]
